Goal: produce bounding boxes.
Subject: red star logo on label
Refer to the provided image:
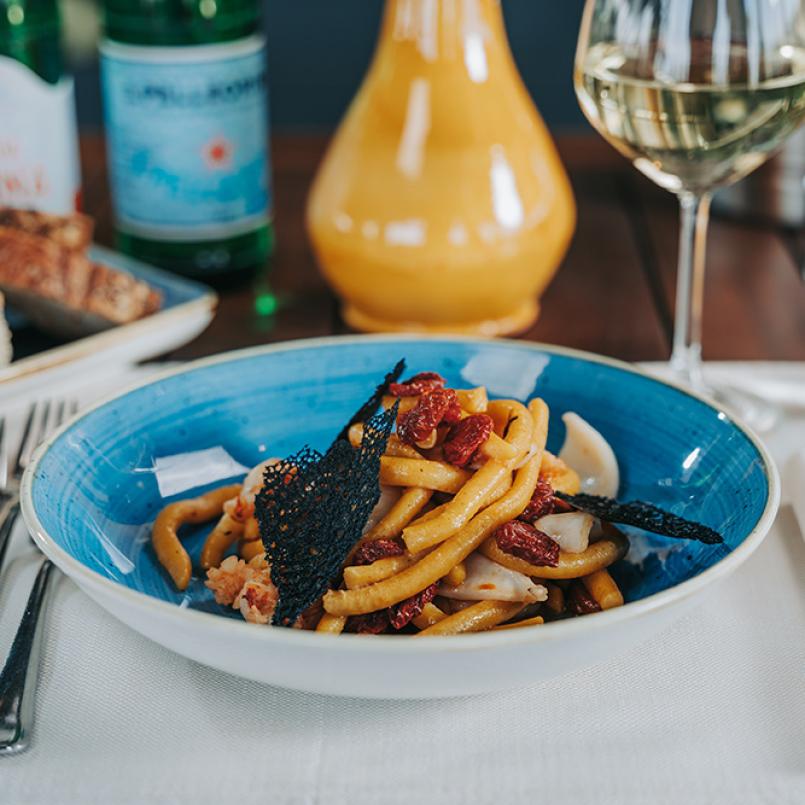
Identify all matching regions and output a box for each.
[204,137,233,169]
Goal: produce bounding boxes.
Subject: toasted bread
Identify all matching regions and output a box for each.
[0,206,93,252]
[0,226,162,336]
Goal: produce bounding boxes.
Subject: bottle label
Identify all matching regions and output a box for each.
[100,36,271,241]
[0,57,81,214]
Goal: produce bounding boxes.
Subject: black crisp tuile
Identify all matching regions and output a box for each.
[256,403,399,627]
[556,492,724,545]
[334,358,406,443]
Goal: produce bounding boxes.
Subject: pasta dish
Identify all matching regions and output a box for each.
[150,367,716,636]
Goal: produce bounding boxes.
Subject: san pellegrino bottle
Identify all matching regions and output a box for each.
[0,0,81,213]
[100,0,273,284]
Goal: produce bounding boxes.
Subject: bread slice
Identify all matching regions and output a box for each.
[0,226,162,337]
[0,206,93,252]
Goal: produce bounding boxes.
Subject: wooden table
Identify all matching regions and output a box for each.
[80,134,805,364]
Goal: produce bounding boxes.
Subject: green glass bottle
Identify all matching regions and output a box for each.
[0,0,81,212]
[100,0,273,285]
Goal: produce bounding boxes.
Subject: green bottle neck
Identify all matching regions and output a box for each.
[0,0,63,83]
[103,0,260,46]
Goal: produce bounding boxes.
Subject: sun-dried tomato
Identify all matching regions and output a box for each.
[352,537,405,566]
[441,388,463,425]
[443,414,494,467]
[519,480,556,523]
[566,581,602,616]
[388,583,438,630]
[346,610,390,634]
[397,388,457,445]
[388,372,446,397]
[494,520,560,567]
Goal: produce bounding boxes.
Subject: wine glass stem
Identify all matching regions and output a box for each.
[670,192,712,390]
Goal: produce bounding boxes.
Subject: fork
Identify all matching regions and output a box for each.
[0,404,40,579]
[0,400,75,755]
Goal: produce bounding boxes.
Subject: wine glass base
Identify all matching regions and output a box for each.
[660,365,781,434]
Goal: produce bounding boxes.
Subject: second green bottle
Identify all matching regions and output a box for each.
[100,0,273,285]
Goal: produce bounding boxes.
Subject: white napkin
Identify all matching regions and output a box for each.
[1,362,804,805]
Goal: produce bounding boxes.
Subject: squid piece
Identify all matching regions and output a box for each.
[558,413,620,497]
[437,553,547,603]
[535,511,595,554]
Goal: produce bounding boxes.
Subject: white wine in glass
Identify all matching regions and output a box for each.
[574,0,805,428]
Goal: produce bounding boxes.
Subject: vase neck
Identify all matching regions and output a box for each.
[378,0,509,69]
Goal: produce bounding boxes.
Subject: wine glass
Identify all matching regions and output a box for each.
[574,0,805,430]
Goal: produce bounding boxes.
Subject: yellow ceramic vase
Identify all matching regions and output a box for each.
[306,0,576,336]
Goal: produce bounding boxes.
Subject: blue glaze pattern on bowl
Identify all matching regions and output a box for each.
[28,338,771,617]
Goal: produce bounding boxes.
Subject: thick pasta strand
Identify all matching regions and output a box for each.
[494,615,545,631]
[479,433,517,462]
[479,529,629,580]
[152,484,242,590]
[407,500,451,527]
[415,430,439,449]
[363,487,433,541]
[415,600,526,636]
[243,516,260,542]
[402,460,510,551]
[582,568,624,610]
[239,539,265,562]
[386,435,425,459]
[382,395,419,415]
[343,555,413,589]
[486,400,533,465]
[322,399,549,617]
[348,422,423,459]
[200,511,244,570]
[379,456,471,493]
[316,613,347,634]
[444,561,467,587]
[404,470,510,533]
[455,387,488,413]
[412,602,448,630]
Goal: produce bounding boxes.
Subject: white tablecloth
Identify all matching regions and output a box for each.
[2,362,804,805]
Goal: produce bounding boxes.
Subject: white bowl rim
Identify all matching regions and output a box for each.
[20,333,781,655]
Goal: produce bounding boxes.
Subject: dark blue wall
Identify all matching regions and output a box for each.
[76,0,589,132]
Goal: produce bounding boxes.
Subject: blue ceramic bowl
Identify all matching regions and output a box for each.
[21,337,779,698]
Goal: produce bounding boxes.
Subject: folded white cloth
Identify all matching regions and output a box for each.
[1,362,804,805]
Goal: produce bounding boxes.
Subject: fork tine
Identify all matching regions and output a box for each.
[55,399,67,428]
[0,418,7,491]
[11,402,38,480]
[57,399,79,427]
[17,401,50,475]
